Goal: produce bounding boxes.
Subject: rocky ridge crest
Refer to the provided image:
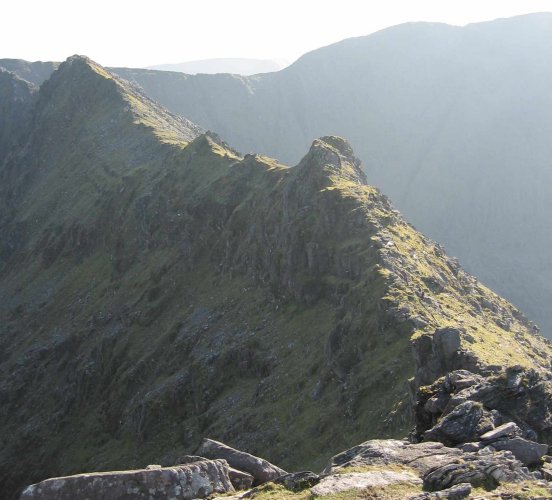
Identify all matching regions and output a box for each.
[1,56,552,499]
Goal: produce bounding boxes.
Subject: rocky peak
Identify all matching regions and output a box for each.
[294,135,367,187]
[38,55,202,145]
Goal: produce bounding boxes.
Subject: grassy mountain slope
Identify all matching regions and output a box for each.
[108,13,552,337]
[0,56,551,499]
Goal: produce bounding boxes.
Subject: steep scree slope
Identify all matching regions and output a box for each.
[0,56,551,499]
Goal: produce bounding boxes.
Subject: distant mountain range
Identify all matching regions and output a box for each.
[148,57,288,75]
[1,55,550,499]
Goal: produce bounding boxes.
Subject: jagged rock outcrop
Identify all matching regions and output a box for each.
[410,483,472,499]
[20,459,234,499]
[196,438,286,485]
[273,471,320,491]
[415,368,552,446]
[323,440,463,476]
[169,454,255,489]
[322,439,534,491]
[2,55,552,500]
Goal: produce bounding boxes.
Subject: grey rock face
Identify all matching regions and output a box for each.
[274,471,320,491]
[489,437,548,466]
[411,332,483,388]
[196,438,286,485]
[480,422,521,441]
[323,437,538,494]
[323,439,463,476]
[19,459,234,499]
[175,455,210,464]
[228,467,254,490]
[411,482,471,499]
[414,369,552,445]
[310,471,422,496]
[423,401,495,445]
[423,449,532,491]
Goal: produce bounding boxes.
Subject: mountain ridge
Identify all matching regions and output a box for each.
[1,54,551,500]
[105,12,552,336]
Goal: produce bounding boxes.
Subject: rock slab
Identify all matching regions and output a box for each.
[480,422,520,441]
[274,471,320,491]
[489,437,548,466]
[197,438,286,485]
[323,439,463,476]
[310,471,422,496]
[20,460,233,499]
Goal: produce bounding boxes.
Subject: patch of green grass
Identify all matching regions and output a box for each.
[334,464,418,476]
[242,480,424,499]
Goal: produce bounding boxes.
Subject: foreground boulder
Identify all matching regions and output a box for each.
[422,400,496,445]
[274,471,320,491]
[479,422,520,441]
[415,368,552,443]
[323,439,463,476]
[322,439,534,492]
[172,455,254,490]
[20,459,233,499]
[414,368,552,469]
[196,438,286,485]
[227,467,255,490]
[489,437,549,467]
[311,470,422,496]
[422,448,532,490]
[410,483,472,499]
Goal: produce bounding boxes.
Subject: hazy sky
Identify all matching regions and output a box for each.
[3,0,552,67]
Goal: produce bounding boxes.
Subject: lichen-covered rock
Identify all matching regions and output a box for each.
[423,401,496,445]
[19,459,233,499]
[310,471,422,496]
[422,448,532,491]
[274,471,320,491]
[410,482,471,499]
[415,368,552,445]
[196,438,286,485]
[488,437,548,466]
[322,437,541,495]
[480,422,521,441]
[175,455,209,464]
[323,439,463,476]
[228,467,254,490]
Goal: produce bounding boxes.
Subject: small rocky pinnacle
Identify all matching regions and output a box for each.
[299,136,367,185]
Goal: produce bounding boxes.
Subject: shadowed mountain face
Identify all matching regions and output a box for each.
[108,13,552,337]
[0,59,59,87]
[1,56,551,499]
[0,69,36,164]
